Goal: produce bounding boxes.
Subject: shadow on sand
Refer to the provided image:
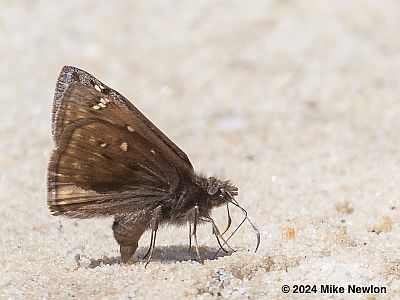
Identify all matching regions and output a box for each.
[88,245,231,268]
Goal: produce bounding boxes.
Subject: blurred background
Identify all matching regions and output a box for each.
[1,1,399,298]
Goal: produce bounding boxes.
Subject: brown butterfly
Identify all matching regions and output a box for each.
[47,66,259,265]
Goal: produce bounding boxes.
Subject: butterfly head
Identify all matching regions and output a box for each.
[206,177,238,208]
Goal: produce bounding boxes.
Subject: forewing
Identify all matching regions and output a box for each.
[48,74,193,218]
[53,65,193,170]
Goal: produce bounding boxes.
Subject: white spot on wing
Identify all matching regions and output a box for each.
[150,149,156,155]
[94,85,102,92]
[127,125,135,132]
[100,143,107,148]
[119,142,128,152]
[93,97,110,110]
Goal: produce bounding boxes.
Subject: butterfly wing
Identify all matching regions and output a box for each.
[52,66,193,170]
[48,68,193,218]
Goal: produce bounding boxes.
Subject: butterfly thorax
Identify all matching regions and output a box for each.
[160,175,238,226]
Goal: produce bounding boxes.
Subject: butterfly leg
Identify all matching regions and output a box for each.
[144,205,162,267]
[112,219,146,264]
[222,204,232,235]
[199,215,234,255]
[187,221,192,253]
[141,228,153,260]
[190,205,204,264]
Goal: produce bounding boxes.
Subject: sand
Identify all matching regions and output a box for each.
[1,1,399,299]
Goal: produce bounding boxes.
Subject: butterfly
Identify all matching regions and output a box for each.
[47,66,259,265]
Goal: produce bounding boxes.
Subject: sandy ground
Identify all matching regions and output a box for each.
[1,1,400,299]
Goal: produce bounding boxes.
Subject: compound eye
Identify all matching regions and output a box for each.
[208,186,219,195]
